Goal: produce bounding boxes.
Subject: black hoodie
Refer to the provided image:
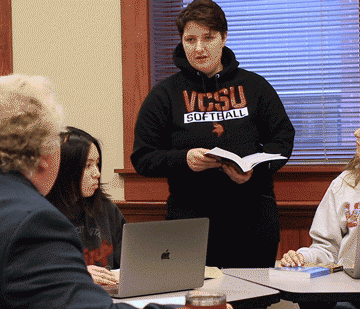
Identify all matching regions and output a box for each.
[131,43,295,251]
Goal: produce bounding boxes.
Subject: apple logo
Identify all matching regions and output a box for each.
[161,249,170,260]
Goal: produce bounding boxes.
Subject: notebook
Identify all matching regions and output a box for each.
[344,223,360,279]
[109,218,210,298]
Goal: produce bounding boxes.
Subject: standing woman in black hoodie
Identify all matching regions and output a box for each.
[131,0,295,268]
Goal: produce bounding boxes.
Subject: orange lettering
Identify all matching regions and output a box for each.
[213,92,221,111]
[183,87,246,113]
[230,86,247,109]
[218,88,230,111]
[198,93,207,112]
[183,90,197,112]
[206,93,214,111]
[344,203,359,228]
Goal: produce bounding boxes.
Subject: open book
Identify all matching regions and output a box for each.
[205,147,287,173]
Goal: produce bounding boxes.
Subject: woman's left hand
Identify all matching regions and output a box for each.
[221,164,253,184]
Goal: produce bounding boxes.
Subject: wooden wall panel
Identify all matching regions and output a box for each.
[0,0,12,76]
[273,172,338,201]
[121,0,150,170]
[120,169,169,201]
[277,229,300,259]
[116,201,167,223]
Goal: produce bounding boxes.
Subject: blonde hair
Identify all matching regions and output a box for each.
[0,74,65,173]
[344,155,360,187]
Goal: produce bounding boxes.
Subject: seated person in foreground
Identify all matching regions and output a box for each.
[47,126,125,286]
[0,73,177,309]
[280,128,360,309]
[281,127,360,268]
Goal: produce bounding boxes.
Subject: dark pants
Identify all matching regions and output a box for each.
[167,188,280,268]
[206,235,279,268]
[204,196,279,268]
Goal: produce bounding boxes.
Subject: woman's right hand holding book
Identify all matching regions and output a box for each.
[280,250,305,267]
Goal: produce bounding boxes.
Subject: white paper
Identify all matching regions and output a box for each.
[120,296,185,308]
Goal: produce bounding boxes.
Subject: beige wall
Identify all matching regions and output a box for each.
[12,0,125,200]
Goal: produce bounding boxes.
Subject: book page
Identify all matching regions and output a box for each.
[206,147,243,165]
[206,147,286,172]
[241,152,285,170]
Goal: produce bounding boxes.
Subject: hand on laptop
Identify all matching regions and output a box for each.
[87,265,118,286]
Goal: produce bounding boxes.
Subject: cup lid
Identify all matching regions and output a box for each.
[185,291,226,306]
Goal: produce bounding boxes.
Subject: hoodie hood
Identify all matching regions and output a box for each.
[172,43,239,82]
[172,43,240,137]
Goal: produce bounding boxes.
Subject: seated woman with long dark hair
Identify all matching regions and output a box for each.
[47,126,125,286]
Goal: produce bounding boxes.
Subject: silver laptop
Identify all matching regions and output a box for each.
[109,218,209,298]
[344,223,360,279]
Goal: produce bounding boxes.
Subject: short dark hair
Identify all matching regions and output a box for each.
[176,0,227,38]
[46,127,108,219]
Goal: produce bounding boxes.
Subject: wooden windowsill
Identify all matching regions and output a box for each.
[115,164,346,175]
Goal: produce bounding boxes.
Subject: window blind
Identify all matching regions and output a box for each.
[150,0,360,164]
